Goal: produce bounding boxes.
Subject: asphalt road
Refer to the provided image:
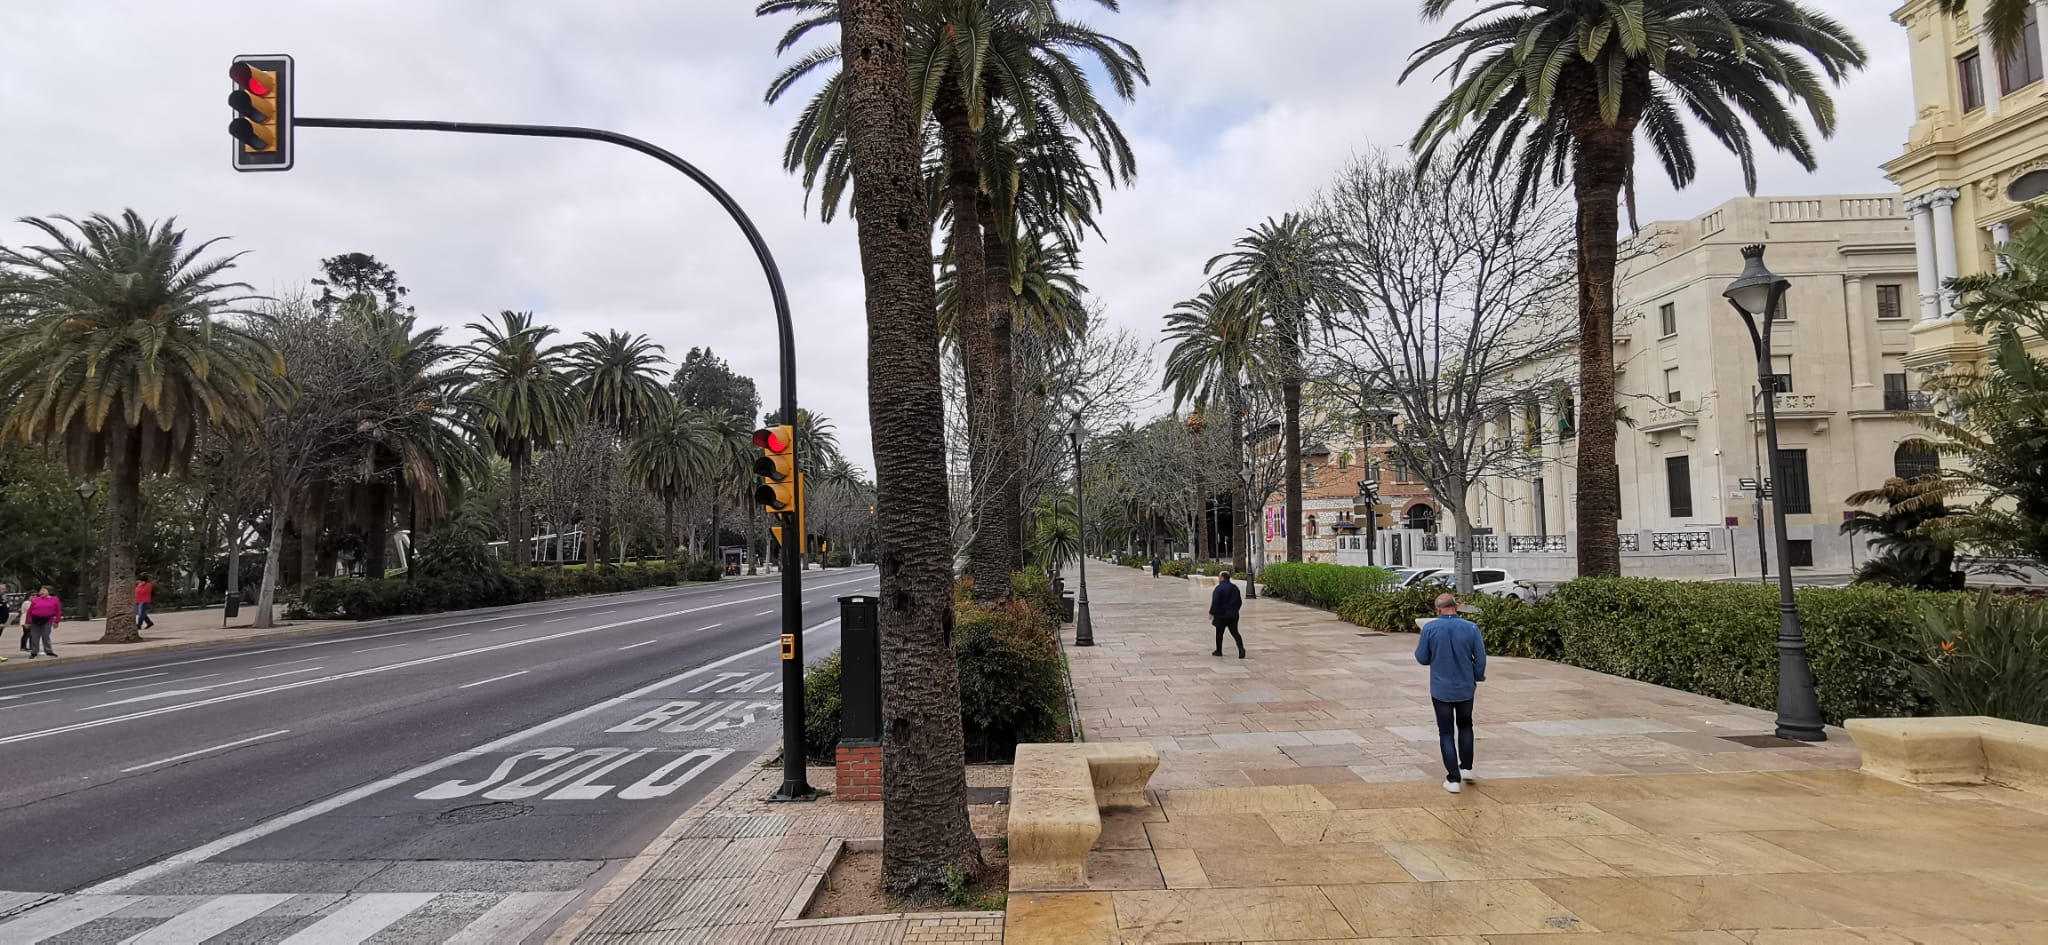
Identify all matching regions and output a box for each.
[0,565,877,943]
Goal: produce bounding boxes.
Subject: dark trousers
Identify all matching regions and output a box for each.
[1212,616,1244,656]
[26,618,54,655]
[135,602,153,629]
[1431,697,1474,781]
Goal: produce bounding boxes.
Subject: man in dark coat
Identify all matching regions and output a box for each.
[1210,571,1245,658]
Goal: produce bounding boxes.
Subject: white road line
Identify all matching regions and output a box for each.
[82,614,845,895]
[618,640,658,650]
[756,610,775,616]
[254,656,323,670]
[82,667,327,711]
[123,892,294,944]
[545,607,616,625]
[107,674,218,693]
[278,892,437,944]
[0,894,136,941]
[696,623,722,632]
[458,670,529,690]
[541,615,577,624]
[439,632,472,640]
[443,890,577,945]
[352,642,408,653]
[0,699,57,713]
[120,730,290,773]
[1,672,169,699]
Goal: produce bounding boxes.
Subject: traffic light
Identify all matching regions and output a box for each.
[753,425,797,513]
[228,55,294,171]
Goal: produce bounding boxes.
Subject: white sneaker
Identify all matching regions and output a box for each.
[1442,778,1462,794]
[1460,768,1475,783]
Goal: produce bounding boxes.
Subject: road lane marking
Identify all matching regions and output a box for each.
[755,610,775,616]
[0,699,58,713]
[121,730,291,773]
[254,657,323,670]
[123,893,295,944]
[107,674,218,693]
[458,670,530,689]
[82,614,846,895]
[0,672,169,699]
[444,890,577,945]
[695,623,721,632]
[279,892,437,944]
[439,632,472,640]
[82,667,325,710]
[618,640,658,650]
[0,895,136,940]
[352,642,409,653]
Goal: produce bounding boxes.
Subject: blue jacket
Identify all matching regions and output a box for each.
[1415,615,1487,702]
[1209,579,1242,620]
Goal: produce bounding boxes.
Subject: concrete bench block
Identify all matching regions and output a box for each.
[1976,717,2048,791]
[1846,717,1990,785]
[1008,742,1161,891]
[1189,574,1219,589]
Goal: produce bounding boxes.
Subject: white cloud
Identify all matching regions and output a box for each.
[0,0,1916,470]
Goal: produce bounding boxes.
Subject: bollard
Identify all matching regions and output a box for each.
[835,594,883,800]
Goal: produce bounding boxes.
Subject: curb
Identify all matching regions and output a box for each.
[543,750,783,944]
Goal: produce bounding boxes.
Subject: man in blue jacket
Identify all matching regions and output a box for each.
[1415,593,1486,793]
[1209,571,1245,659]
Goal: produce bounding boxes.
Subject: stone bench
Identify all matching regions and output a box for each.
[1846,716,2048,793]
[1189,574,1219,589]
[1007,742,1160,891]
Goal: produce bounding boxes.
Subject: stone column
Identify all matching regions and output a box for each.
[1979,20,2004,116]
[1843,274,1871,391]
[1931,188,1963,317]
[1992,220,2015,274]
[1907,194,1942,321]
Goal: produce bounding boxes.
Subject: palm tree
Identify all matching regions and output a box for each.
[817,0,983,898]
[696,408,755,567]
[1205,214,1356,563]
[1841,476,1965,591]
[467,311,579,569]
[0,211,281,643]
[569,330,669,564]
[1162,282,1268,574]
[625,405,715,562]
[1404,0,1865,576]
[1939,0,2034,54]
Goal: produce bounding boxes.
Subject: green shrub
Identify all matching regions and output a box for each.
[1262,562,1393,610]
[1335,583,1447,634]
[803,652,844,764]
[1897,593,2048,724]
[1010,570,1063,619]
[1160,558,1193,578]
[1469,594,1564,659]
[300,557,697,620]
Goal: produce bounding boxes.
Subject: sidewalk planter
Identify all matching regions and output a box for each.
[1847,716,2048,792]
[1007,742,1160,891]
[1260,562,1393,610]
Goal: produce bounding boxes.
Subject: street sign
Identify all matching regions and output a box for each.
[1738,477,1758,490]
[1725,516,1739,527]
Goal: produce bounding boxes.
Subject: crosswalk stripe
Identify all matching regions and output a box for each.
[0,895,138,942]
[443,891,576,944]
[278,893,437,944]
[122,893,293,944]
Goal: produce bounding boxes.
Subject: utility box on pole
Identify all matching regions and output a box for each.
[835,594,883,800]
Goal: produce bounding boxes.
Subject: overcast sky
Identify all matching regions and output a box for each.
[0,1,1912,473]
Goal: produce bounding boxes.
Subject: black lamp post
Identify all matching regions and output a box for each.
[1722,244,1826,742]
[76,479,97,621]
[1068,411,1094,647]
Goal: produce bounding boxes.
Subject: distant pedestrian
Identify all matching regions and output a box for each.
[134,575,156,630]
[1415,593,1485,793]
[0,583,9,663]
[1150,554,1162,577]
[1209,570,1245,659]
[23,586,61,658]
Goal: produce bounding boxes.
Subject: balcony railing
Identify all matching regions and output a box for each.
[1653,530,1715,552]
[1884,389,1934,412]
[1618,533,1641,552]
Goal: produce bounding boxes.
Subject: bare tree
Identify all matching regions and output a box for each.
[531,426,612,567]
[1314,150,1577,593]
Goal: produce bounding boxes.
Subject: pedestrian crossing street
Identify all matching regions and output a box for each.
[0,888,575,944]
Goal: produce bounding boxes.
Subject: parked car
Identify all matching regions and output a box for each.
[1395,567,1445,588]
[1414,568,1535,602]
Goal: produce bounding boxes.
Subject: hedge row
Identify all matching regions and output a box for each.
[805,571,1071,764]
[302,558,725,620]
[1260,562,1393,610]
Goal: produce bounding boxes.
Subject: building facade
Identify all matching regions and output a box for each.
[1886,0,2048,378]
[1452,194,1934,578]
[1260,442,1432,566]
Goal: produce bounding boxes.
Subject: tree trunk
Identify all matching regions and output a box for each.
[748,502,759,574]
[1448,490,1476,595]
[1566,91,1637,578]
[297,494,322,592]
[97,438,142,643]
[364,483,390,579]
[711,496,724,568]
[254,507,287,629]
[842,0,984,900]
[663,495,677,564]
[224,513,244,602]
[980,206,1023,581]
[1231,383,1249,574]
[938,77,1005,604]
[508,453,531,569]
[1283,377,1304,563]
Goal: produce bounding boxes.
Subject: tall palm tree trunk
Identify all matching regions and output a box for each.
[296,492,324,591]
[1566,84,1637,578]
[663,495,677,564]
[1282,376,1304,563]
[364,484,390,579]
[508,453,531,569]
[98,437,142,643]
[979,210,1022,578]
[1231,385,1249,575]
[710,496,724,568]
[938,77,1006,604]
[842,0,983,898]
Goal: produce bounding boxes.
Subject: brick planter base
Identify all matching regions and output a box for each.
[835,743,882,800]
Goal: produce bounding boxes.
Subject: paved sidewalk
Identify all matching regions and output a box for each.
[2,605,344,671]
[1009,561,2048,942]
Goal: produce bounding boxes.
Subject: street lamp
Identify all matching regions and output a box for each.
[1361,408,1395,567]
[1722,244,1826,742]
[76,479,97,621]
[1068,411,1094,647]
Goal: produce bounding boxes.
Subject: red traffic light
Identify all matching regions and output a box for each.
[229,62,272,95]
[753,427,789,452]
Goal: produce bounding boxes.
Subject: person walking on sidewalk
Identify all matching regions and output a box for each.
[134,575,156,630]
[1415,593,1485,793]
[0,583,9,663]
[1210,570,1245,659]
[23,586,60,658]
[1150,554,1162,578]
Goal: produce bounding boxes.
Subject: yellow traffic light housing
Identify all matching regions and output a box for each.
[229,55,294,171]
[753,425,797,513]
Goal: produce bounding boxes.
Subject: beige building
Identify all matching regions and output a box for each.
[1457,194,1936,579]
[1886,0,2048,376]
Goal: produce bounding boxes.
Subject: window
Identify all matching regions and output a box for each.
[1961,51,1986,111]
[1883,372,1921,411]
[1876,284,1904,320]
[1558,390,1578,439]
[1474,570,1506,585]
[1776,449,1813,515]
[1664,367,1682,404]
[1895,441,1941,481]
[2000,8,2045,93]
[1306,514,1319,538]
[1405,505,1437,533]
[1666,455,1694,518]
[1786,539,1815,568]
[1659,302,1677,337]
[1769,292,1789,320]
[1770,356,1793,395]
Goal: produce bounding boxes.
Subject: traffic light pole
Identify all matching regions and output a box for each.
[293,116,813,799]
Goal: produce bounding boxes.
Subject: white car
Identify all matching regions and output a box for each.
[1414,568,1537,602]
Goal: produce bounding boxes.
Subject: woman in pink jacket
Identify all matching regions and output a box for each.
[23,586,60,658]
